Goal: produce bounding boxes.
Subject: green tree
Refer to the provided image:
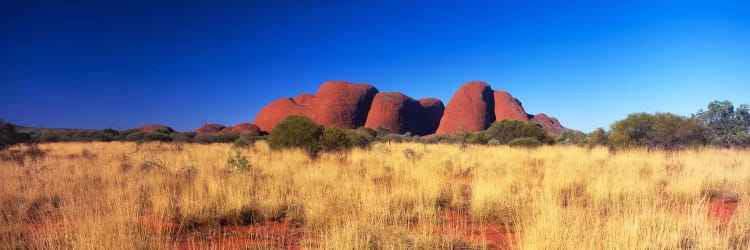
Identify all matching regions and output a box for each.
[609,113,706,149]
[268,115,323,155]
[0,120,29,150]
[589,127,608,146]
[694,100,750,147]
[320,127,353,151]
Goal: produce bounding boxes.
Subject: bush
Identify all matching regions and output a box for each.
[320,127,353,151]
[588,127,608,146]
[487,139,501,146]
[125,131,147,142]
[508,137,542,148]
[268,115,323,155]
[193,133,218,144]
[119,128,141,140]
[694,100,750,148]
[0,121,29,150]
[216,132,241,143]
[485,120,553,144]
[145,132,172,142]
[233,132,259,148]
[609,112,706,149]
[170,133,193,143]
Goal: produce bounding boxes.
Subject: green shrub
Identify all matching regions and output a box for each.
[485,120,553,144]
[609,112,706,149]
[170,133,193,143]
[227,151,251,172]
[320,127,353,151]
[694,100,750,147]
[125,131,147,142]
[233,132,258,148]
[216,132,241,143]
[193,133,218,144]
[145,132,172,142]
[268,115,323,155]
[119,128,141,139]
[588,127,608,146]
[508,137,542,148]
[0,121,29,150]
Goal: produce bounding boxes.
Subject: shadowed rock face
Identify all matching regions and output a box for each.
[194,124,226,134]
[219,123,261,135]
[417,98,445,135]
[364,92,444,135]
[530,113,566,136]
[435,81,496,135]
[139,124,175,133]
[309,80,379,129]
[494,90,530,122]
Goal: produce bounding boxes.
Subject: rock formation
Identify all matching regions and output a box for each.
[416,98,445,135]
[493,90,530,122]
[253,79,572,136]
[308,80,378,129]
[530,113,567,136]
[254,80,378,132]
[363,92,444,135]
[139,124,175,133]
[435,81,496,135]
[194,124,225,134]
[254,98,307,132]
[219,123,261,135]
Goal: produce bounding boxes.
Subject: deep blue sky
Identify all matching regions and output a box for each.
[2,1,748,132]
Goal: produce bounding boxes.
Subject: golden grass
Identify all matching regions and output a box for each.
[1,141,749,249]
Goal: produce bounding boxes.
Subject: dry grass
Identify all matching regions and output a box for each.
[0,141,749,249]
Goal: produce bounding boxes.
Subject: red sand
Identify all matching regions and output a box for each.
[436,210,515,249]
[707,197,738,223]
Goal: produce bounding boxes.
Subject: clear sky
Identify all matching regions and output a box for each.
[2,1,748,133]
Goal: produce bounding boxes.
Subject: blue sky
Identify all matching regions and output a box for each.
[2,1,748,132]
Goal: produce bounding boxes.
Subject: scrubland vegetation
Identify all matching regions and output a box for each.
[1,141,749,249]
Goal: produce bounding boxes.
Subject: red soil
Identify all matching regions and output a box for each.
[138,217,301,249]
[707,197,738,223]
[436,210,515,249]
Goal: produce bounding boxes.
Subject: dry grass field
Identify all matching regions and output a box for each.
[1,141,749,249]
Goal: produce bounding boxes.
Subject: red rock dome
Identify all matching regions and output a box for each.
[435,81,496,134]
[493,90,530,122]
[309,80,379,129]
[253,98,307,132]
[194,123,226,134]
[530,113,566,136]
[219,123,261,135]
[139,124,175,133]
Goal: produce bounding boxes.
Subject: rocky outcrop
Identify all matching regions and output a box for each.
[194,124,225,134]
[493,90,529,122]
[253,80,572,136]
[363,92,444,135]
[435,81,496,135]
[417,98,445,135]
[219,123,261,135]
[530,113,566,136]
[254,80,378,132]
[308,80,378,129]
[139,124,175,133]
[253,98,307,132]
